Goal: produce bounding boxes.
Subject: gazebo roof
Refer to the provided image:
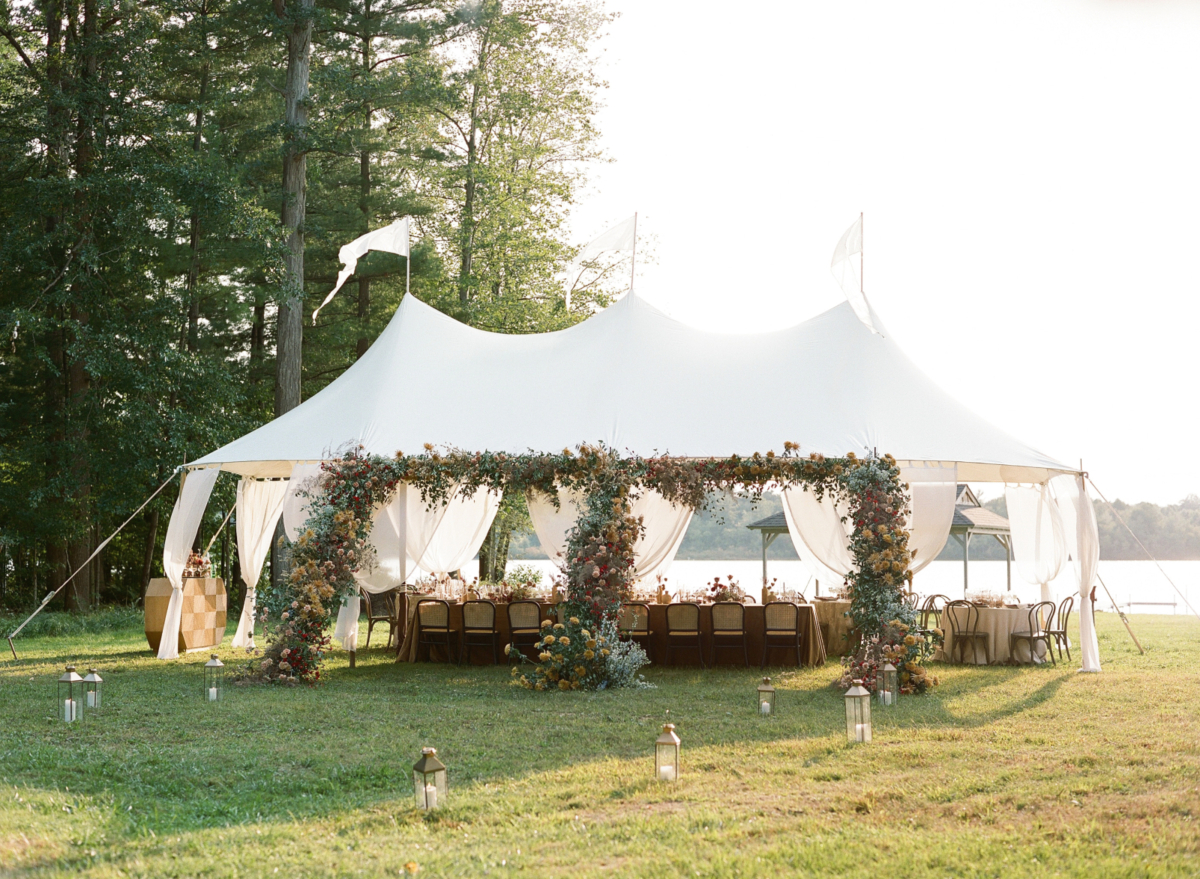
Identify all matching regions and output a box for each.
[746,512,789,533]
[747,484,1014,539]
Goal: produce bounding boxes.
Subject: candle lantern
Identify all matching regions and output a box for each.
[82,668,103,711]
[57,666,83,723]
[844,679,872,743]
[878,663,897,706]
[412,747,447,810]
[757,677,776,716]
[654,714,681,782]
[203,654,224,703]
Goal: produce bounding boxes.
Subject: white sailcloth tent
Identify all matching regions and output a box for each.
[163,291,1100,671]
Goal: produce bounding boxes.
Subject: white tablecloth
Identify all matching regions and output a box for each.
[942,605,1048,665]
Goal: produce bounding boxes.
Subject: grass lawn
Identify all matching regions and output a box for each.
[1,611,1198,878]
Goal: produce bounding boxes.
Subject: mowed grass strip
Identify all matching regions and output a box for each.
[1,613,1197,878]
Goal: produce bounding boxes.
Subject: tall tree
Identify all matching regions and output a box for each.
[425,0,614,333]
[274,0,314,416]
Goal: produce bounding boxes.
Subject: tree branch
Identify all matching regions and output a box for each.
[0,26,41,79]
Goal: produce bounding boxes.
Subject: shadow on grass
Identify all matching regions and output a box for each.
[0,632,1075,841]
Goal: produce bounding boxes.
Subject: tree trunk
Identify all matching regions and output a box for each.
[457,64,485,305]
[250,297,266,380]
[356,4,372,359]
[140,507,159,593]
[185,9,211,354]
[274,0,314,417]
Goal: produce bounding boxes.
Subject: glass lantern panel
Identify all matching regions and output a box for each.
[413,771,438,809]
[432,767,447,800]
[655,744,678,780]
[845,696,871,742]
[205,670,222,702]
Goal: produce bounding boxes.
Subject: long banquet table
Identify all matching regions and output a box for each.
[394,597,827,667]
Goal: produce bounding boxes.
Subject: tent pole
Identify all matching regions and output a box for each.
[629,212,637,295]
[1097,573,1144,655]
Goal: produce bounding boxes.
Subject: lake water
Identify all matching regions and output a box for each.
[457,557,1200,616]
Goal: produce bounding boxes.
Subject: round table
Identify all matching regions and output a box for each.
[942,604,1048,665]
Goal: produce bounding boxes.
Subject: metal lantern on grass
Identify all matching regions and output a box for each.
[413,747,447,810]
[757,677,776,716]
[878,663,897,706]
[58,666,83,723]
[203,654,224,703]
[655,713,681,782]
[844,679,872,743]
[83,668,103,710]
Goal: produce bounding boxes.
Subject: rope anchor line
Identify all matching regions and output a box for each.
[6,467,184,660]
[1087,476,1200,622]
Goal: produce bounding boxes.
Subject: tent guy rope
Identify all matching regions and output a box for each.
[204,505,235,557]
[1096,572,1145,654]
[6,467,182,660]
[1087,476,1200,621]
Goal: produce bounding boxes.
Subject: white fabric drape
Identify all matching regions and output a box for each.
[629,489,693,582]
[1052,474,1102,672]
[158,467,221,659]
[900,463,958,574]
[339,482,499,649]
[354,489,412,593]
[787,516,842,595]
[282,463,323,542]
[526,487,692,582]
[1005,483,1066,602]
[781,487,855,577]
[333,594,361,650]
[415,485,501,575]
[231,478,289,648]
[526,489,580,561]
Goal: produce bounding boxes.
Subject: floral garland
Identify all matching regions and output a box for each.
[248,443,916,687]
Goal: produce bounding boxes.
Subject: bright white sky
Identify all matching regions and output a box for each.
[568,0,1200,506]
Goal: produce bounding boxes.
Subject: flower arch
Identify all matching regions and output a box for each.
[252,443,916,686]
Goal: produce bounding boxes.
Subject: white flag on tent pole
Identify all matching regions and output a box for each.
[830,214,879,335]
[562,214,637,309]
[313,217,410,324]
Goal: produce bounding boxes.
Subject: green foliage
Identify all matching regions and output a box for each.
[0,607,142,639]
[0,0,615,613]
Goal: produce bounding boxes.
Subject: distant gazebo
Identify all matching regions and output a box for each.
[747,485,1014,598]
[950,484,1013,596]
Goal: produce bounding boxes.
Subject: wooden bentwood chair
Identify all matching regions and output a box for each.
[919,594,951,633]
[665,603,705,667]
[415,599,459,663]
[1010,600,1056,666]
[945,600,990,665]
[618,602,654,663]
[710,602,749,667]
[761,601,803,668]
[460,599,500,665]
[507,600,545,661]
[362,588,400,649]
[1047,594,1074,662]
